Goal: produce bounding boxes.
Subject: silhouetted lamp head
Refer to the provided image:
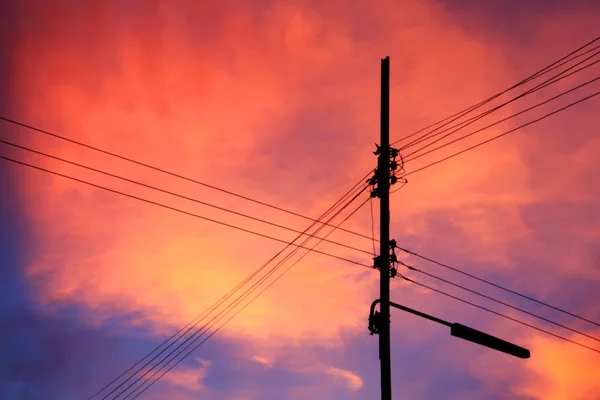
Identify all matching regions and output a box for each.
[451,323,531,359]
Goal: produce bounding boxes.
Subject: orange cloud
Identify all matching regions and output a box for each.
[14,0,503,344]
[516,333,600,399]
[4,0,600,398]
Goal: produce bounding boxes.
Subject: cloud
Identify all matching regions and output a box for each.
[158,357,212,392]
[252,356,273,368]
[510,331,600,400]
[324,367,364,391]
[0,166,137,400]
[2,0,600,399]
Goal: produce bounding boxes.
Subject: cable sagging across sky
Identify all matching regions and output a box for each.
[398,248,600,328]
[0,155,371,269]
[127,191,374,400]
[402,55,600,158]
[401,90,600,177]
[0,138,372,257]
[56,159,374,399]
[109,186,368,399]
[399,262,600,343]
[390,34,600,147]
[0,115,375,242]
[404,74,600,163]
[396,274,600,355]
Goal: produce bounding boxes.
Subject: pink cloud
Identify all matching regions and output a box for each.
[325,366,364,391]
[252,355,273,368]
[3,0,599,398]
[159,357,212,392]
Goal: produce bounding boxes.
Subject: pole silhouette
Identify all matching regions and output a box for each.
[378,56,392,400]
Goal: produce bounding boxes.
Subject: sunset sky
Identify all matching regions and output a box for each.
[1,1,600,399]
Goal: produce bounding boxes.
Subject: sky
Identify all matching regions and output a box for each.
[1,0,599,399]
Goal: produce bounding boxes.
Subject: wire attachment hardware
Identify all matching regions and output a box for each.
[371,144,405,197]
[367,169,380,198]
[369,311,380,335]
[372,241,402,278]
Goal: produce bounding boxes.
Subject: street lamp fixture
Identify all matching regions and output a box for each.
[368,299,530,359]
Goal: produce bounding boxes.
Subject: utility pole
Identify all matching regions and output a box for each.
[378,56,392,400]
[368,56,530,400]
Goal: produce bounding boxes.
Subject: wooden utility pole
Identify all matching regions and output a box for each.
[378,56,392,400]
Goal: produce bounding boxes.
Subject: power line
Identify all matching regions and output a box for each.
[399,247,600,328]
[401,48,600,151]
[85,166,372,399]
[111,188,367,400]
[86,178,367,400]
[128,194,372,399]
[529,43,600,80]
[390,34,600,147]
[398,275,600,355]
[399,262,600,343]
[0,155,372,269]
[129,198,372,399]
[370,197,376,256]
[120,185,372,399]
[0,127,375,399]
[0,139,372,256]
[389,178,408,195]
[404,74,600,162]
[403,56,600,158]
[401,90,600,178]
[0,115,375,242]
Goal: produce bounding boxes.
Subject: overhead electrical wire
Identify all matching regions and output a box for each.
[114,53,600,392]
[399,261,600,343]
[135,31,600,372]
[0,115,375,242]
[113,171,404,399]
[0,27,595,400]
[401,48,600,152]
[137,185,417,400]
[396,274,600,355]
[83,162,371,400]
[398,247,600,328]
[0,136,378,399]
[127,189,373,400]
[79,166,374,399]
[92,195,367,399]
[389,177,408,195]
[525,43,600,80]
[0,139,372,256]
[404,74,600,163]
[107,186,368,400]
[403,55,600,158]
[0,155,371,269]
[379,39,600,338]
[400,90,600,178]
[370,198,376,256]
[120,235,600,390]
[3,36,596,258]
[354,38,600,210]
[390,34,600,147]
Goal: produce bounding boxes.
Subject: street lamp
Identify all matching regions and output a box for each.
[368,299,530,359]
